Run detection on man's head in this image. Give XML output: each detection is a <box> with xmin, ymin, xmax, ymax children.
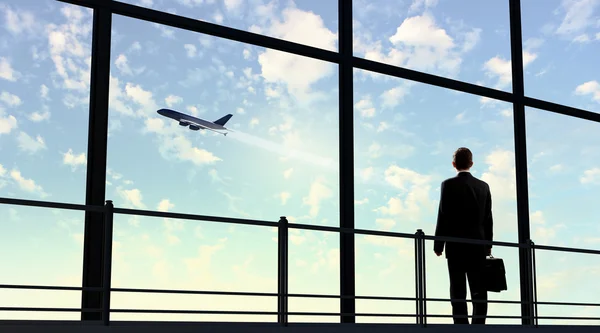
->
<box><xmin>452</xmin><ymin>147</ymin><xmax>473</xmax><ymax>171</ymax></box>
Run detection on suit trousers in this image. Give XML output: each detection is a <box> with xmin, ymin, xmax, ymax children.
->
<box><xmin>447</xmin><ymin>256</ymin><xmax>488</xmax><ymax>324</ymax></box>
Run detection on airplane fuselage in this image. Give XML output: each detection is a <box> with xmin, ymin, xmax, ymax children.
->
<box><xmin>157</xmin><ymin>108</ymin><xmax>227</xmax><ymax>131</ymax></box>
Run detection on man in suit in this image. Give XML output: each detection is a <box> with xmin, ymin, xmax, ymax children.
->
<box><xmin>434</xmin><ymin>147</ymin><xmax>493</xmax><ymax>325</ymax></box>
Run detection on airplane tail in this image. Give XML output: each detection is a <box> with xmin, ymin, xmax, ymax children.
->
<box><xmin>214</xmin><ymin>114</ymin><xmax>233</xmax><ymax>126</ymax></box>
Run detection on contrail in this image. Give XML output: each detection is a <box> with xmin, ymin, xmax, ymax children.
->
<box><xmin>226</xmin><ymin>129</ymin><xmax>338</xmax><ymax>171</ymax></box>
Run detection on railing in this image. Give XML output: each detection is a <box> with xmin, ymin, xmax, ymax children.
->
<box><xmin>1</xmin><ymin>196</ymin><xmax>600</xmax><ymax>326</ymax></box>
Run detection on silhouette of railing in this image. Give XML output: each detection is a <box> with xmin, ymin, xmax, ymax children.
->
<box><xmin>1</xmin><ymin>196</ymin><xmax>600</xmax><ymax>327</ymax></box>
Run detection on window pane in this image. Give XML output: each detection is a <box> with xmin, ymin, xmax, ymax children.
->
<box><xmin>288</xmin><ymin>230</ymin><xmax>339</xmax><ymax>323</ymax></box>
<box><xmin>110</xmin><ymin>213</ymin><xmax>277</xmax><ymax>322</ymax></box>
<box><xmin>536</xmin><ymin>250</ymin><xmax>600</xmax><ymax>325</ymax></box>
<box><xmin>353</xmin><ymin>0</ymin><xmax>511</xmax><ymax>91</ymax></box>
<box><xmin>526</xmin><ymin>107</ymin><xmax>600</xmax><ymax>248</ymax></box>
<box><xmin>107</xmin><ymin>16</ymin><xmax>339</xmax><ymax>227</ymax></box>
<box><xmin>355</xmin><ymin>234</ymin><xmax>415</xmax><ymax>323</ymax></box>
<box><xmin>522</xmin><ymin>0</ymin><xmax>600</xmax><ymax>112</ymax></box>
<box><xmin>116</xmin><ymin>0</ymin><xmax>338</xmax><ymax>52</ymax></box>
<box><xmin>0</xmin><ymin>0</ymin><xmax>90</xmax><ymax>203</ymax></box>
<box><xmin>0</xmin><ymin>205</ymin><xmax>84</xmax><ymax>320</ymax></box>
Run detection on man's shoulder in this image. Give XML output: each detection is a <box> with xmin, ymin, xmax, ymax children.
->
<box><xmin>441</xmin><ymin>174</ymin><xmax>490</xmax><ymax>189</ymax></box>
<box><xmin>470</xmin><ymin>175</ymin><xmax>491</xmax><ymax>190</ymax></box>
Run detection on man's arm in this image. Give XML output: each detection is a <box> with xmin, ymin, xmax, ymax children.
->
<box><xmin>484</xmin><ymin>185</ymin><xmax>493</xmax><ymax>253</ymax></box>
<box><xmin>434</xmin><ymin>181</ymin><xmax>448</xmax><ymax>255</ymax></box>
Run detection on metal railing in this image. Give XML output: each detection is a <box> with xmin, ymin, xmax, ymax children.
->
<box><xmin>1</xmin><ymin>196</ymin><xmax>600</xmax><ymax>326</ymax></box>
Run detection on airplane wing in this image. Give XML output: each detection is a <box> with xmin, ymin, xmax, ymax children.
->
<box><xmin>181</xmin><ymin>118</ymin><xmax>229</xmax><ymax>136</ymax></box>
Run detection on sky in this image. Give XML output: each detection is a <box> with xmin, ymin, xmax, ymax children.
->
<box><xmin>0</xmin><ymin>0</ymin><xmax>600</xmax><ymax>326</ymax></box>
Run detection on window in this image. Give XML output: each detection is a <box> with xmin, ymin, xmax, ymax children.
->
<box><xmin>0</xmin><ymin>0</ymin><xmax>92</xmax><ymax>320</ymax></box>
<box><xmin>352</xmin><ymin>0</ymin><xmax>512</xmax><ymax>91</ymax></box>
<box><xmin>521</xmin><ymin>0</ymin><xmax>600</xmax><ymax>112</ymax></box>
<box><xmin>107</xmin><ymin>16</ymin><xmax>340</xmax><ymax>227</ymax></box>
<box><xmin>116</xmin><ymin>0</ymin><xmax>338</xmax><ymax>52</ymax></box>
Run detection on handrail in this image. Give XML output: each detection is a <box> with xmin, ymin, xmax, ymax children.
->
<box><xmin>3</xmin><ymin>195</ymin><xmax>598</xmax><ymax>255</ymax></box>
<box><xmin>0</xmin><ymin>197</ymin><xmax>104</xmax><ymax>212</ymax></box>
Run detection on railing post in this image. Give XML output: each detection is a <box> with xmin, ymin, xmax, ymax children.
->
<box><xmin>414</xmin><ymin>230</ymin><xmax>423</xmax><ymax>325</ymax></box>
<box><xmin>529</xmin><ymin>239</ymin><xmax>538</xmax><ymax>327</ymax></box>
<box><xmin>277</xmin><ymin>216</ymin><xmax>289</xmax><ymax>326</ymax></box>
<box><xmin>418</xmin><ymin>229</ymin><xmax>427</xmax><ymax>327</ymax></box>
<box><xmin>102</xmin><ymin>200</ymin><xmax>114</xmax><ymax>326</ymax></box>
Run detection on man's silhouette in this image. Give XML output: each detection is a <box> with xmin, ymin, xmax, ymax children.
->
<box><xmin>434</xmin><ymin>147</ymin><xmax>493</xmax><ymax>325</ymax></box>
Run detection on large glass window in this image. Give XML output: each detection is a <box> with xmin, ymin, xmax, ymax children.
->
<box><xmin>354</xmin><ymin>68</ymin><xmax>521</xmax><ymax>324</ymax></box>
<box><xmin>526</xmin><ymin>107</ymin><xmax>600</xmax><ymax>248</ymax></box>
<box><xmin>106</xmin><ymin>15</ymin><xmax>340</xmax><ymax>322</ymax></box>
<box><xmin>116</xmin><ymin>0</ymin><xmax>338</xmax><ymax>52</ymax></box>
<box><xmin>352</xmin><ymin>0</ymin><xmax>512</xmax><ymax>91</ymax></box>
<box><xmin>0</xmin><ymin>0</ymin><xmax>92</xmax><ymax>320</ymax></box>
<box><xmin>107</xmin><ymin>15</ymin><xmax>340</xmax><ymax>227</ymax></box>
<box><xmin>2</xmin><ymin>0</ymin><xmax>600</xmax><ymax>326</ymax></box>
<box><xmin>522</xmin><ymin>0</ymin><xmax>600</xmax><ymax>112</ymax></box>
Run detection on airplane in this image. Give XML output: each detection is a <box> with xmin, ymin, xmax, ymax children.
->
<box><xmin>157</xmin><ymin>108</ymin><xmax>233</xmax><ymax>136</ymax></box>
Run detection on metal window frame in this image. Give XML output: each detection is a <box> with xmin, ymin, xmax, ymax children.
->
<box><xmin>51</xmin><ymin>0</ymin><xmax>600</xmax><ymax>325</ymax></box>
<box><xmin>81</xmin><ymin>5</ymin><xmax>112</xmax><ymax>322</ymax></box>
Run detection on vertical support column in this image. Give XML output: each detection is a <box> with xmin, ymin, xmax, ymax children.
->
<box><xmin>338</xmin><ymin>0</ymin><xmax>355</xmax><ymax>324</ymax></box>
<box><xmin>81</xmin><ymin>6</ymin><xmax>112</xmax><ymax>321</ymax></box>
<box><xmin>508</xmin><ymin>0</ymin><xmax>534</xmax><ymax>325</ymax></box>
<box><xmin>277</xmin><ymin>216</ymin><xmax>289</xmax><ymax>326</ymax></box>
<box><xmin>102</xmin><ymin>200</ymin><xmax>114</xmax><ymax>326</ymax></box>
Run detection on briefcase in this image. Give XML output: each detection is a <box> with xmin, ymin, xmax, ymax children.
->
<box><xmin>483</xmin><ymin>255</ymin><xmax>507</xmax><ymax>292</ymax></box>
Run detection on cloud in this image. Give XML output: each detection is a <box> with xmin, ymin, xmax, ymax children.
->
<box><xmin>183</xmin><ymin>44</ymin><xmax>197</xmax><ymax>58</ymax></box>
<box><xmin>580</xmin><ymin>167</ymin><xmax>600</xmax><ymax>184</ymax></box>
<box><xmin>355</xmin><ymin>95</ymin><xmax>376</xmax><ymax>118</ymax></box>
<box><xmin>40</xmin><ymin>84</ymin><xmax>49</xmax><ymax>99</ymax></box>
<box><xmin>0</xmin><ymin>91</ymin><xmax>22</xmax><ymax>107</ymax></box>
<box><xmin>16</xmin><ymin>132</ymin><xmax>46</xmax><ymax>154</ymax></box>
<box><xmin>45</xmin><ymin>5</ymin><xmax>93</xmax><ymax>94</ymax></box>
<box><xmin>115</xmin><ymin>54</ymin><xmax>133</xmax><ymax>75</ymax></box>
<box><xmin>575</xmin><ymin>80</ymin><xmax>600</xmax><ymax>103</ymax></box>
<box><xmin>9</xmin><ymin>169</ymin><xmax>47</xmax><ymax>197</ymax></box>
<box><xmin>302</xmin><ymin>178</ymin><xmax>333</xmax><ymax>218</ymax></box>
<box><xmin>117</xmin><ymin>187</ymin><xmax>146</xmax><ymax>209</ymax></box>
<box><xmin>157</xmin><ymin>199</ymin><xmax>174</xmax><ymax>212</ymax></box>
<box><xmin>155</xmin><ymin>133</ymin><xmax>222</xmax><ymax>166</ymax></box>
<box><xmin>0</xmin><ymin>4</ymin><xmax>37</xmax><ymax>36</ymax></box>
<box><xmin>480</xmin><ymin>149</ymin><xmax>516</xmax><ymax>202</ymax></box>
<box><xmin>409</xmin><ymin>0</ymin><xmax>439</xmax><ymax>13</ymax></box>
<box><xmin>283</xmin><ymin>168</ymin><xmax>293</xmax><ymax>179</ymax></box>
<box><xmin>380</xmin><ymin>81</ymin><xmax>414</xmax><ymax>108</ymax></box>
<box><xmin>224</xmin><ymin>0</ymin><xmax>243</xmax><ymax>11</ymax></box>
<box><xmin>375</xmin><ymin>166</ymin><xmax>434</xmax><ymax>223</ymax></box>
<box><xmin>29</xmin><ymin>107</ymin><xmax>51</xmax><ymax>122</ymax></box>
<box><xmin>482</xmin><ymin>51</ymin><xmax>537</xmax><ymax>90</ymax></box>
<box><xmin>530</xmin><ymin>210</ymin><xmax>565</xmax><ymax>245</ymax></box>
<box><xmin>165</xmin><ymin>94</ymin><xmax>183</xmax><ymax>107</ymax></box>
<box><xmin>257</xmin><ymin>7</ymin><xmax>337</xmax><ymax>102</ymax></box>
<box><xmin>279</xmin><ymin>191</ymin><xmax>291</xmax><ymax>205</ymax></box>
<box><xmin>0</xmin><ymin>110</ymin><xmax>17</xmax><ymax>135</ymax></box>
<box><xmin>0</xmin><ymin>57</ymin><xmax>20</xmax><ymax>81</ymax></box>
<box><xmin>355</xmin><ymin>12</ymin><xmax>480</xmax><ymax>78</ymax></box>
<box><xmin>62</xmin><ymin>149</ymin><xmax>87</xmax><ymax>170</ymax></box>
<box><xmin>555</xmin><ymin>0</ymin><xmax>599</xmax><ymax>38</ymax></box>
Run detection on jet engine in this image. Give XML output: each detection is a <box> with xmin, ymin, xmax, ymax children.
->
<box><xmin>179</xmin><ymin>121</ymin><xmax>189</xmax><ymax>126</ymax></box>
<box><xmin>189</xmin><ymin>125</ymin><xmax>200</xmax><ymax>131</ymax></box>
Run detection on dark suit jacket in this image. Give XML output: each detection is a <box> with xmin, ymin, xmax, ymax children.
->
<box><xmin>434</xmin><ymin>171</ymin><xmax>493</xmax><ymax>259</ymax></box>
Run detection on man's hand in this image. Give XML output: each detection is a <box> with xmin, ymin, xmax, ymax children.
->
<box><xmin>435</xmin><ymin>251</ymin><xmax>442</xmax><ymax>257</ymax></box>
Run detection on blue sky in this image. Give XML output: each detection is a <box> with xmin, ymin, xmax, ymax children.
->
<box><xmin>0</xmin><ymin>0</ymin><xmax>600</xmax><ymax>325</ymax></box>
